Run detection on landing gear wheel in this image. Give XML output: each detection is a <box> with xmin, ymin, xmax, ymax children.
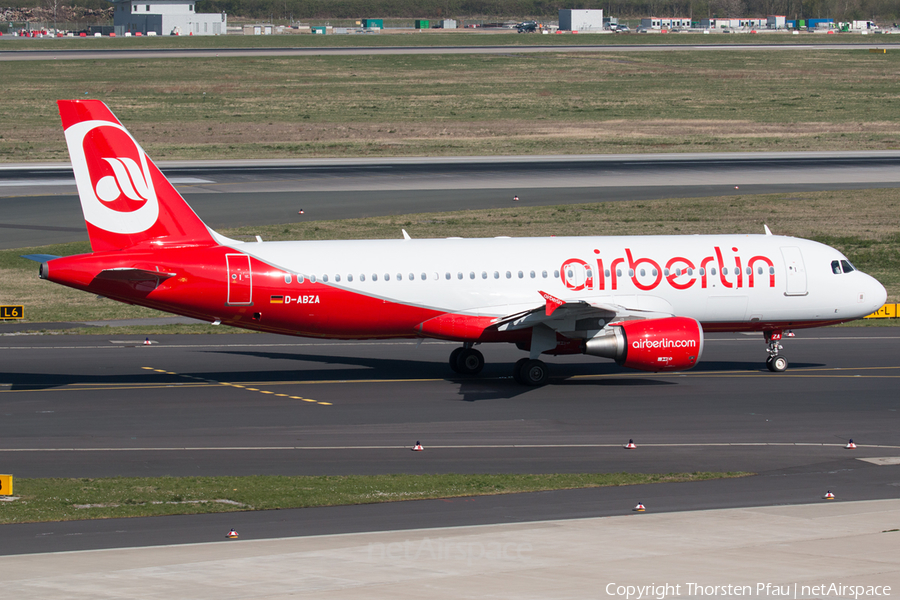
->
<box><xmin>767</xmin><ymin>355</ymin><xmax>788</xmax><ymax>372</ymax></box>
<box><xmin>520</xmin><ymin>359</ymin><xmax>549</xmax><ymax>386</ymax></box>
<box><xmin>456</xmin><ymin>348</ymin><xmax>485</xmax><ymax>375</ymax></box>
<box><xmin>513</xmin><ymin>358</ymin><xmax>530</xmax><ymax>384</ymax></box>
<box><xmin>449</xmin><ymin>348</ymin><xmax>463</xmax><ymax>373</ymax></box>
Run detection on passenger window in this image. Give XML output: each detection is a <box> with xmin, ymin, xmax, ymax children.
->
<box><xmin>348</xmin><ymin>274</ymin><xmax>353</xmax><ymax>282</ymax></box>
<box><xmin>421</xmin><ymin>273</ymin><xmax>427</xmax><ymax>280</ymax></box>
<box><xmin>518</xmin><ymin>271</ymin><xmax>524</xmax><ymax>279</ymax></box>
<box><xmin>567</xmin><ymin>270</ymin><xmax>574</xmax><ymax>278</ymax></box>
<box><xmin>310</xmin><ymin>275</ymin><xmax>317</xmax><ymax>283</ymax></box>
<box><xmin>711</xmin><ymin>268</ymin><xmax>717</xmax><ymax>276</ymax></box>
<box><xmin>745</xmin><ymin>267</ymin><xmax>751</xmax><ymax>275</ymax></box>
<box><xmin>409</xmin><ymin>273</ymin><xmax>414</xmax><ymax>280</ymax></box>
<box><xmin>628</xmin><ymin>269</ymin><xmax>634</xmax><ymax>277</ymax></box>
<box><xmin>651</xmin><ymin>269</ymin><xmax>658</xmax><ymax>277</ymax></box>
<box><xmin>769</xmin><ymin>267</ymin><xmax>775</xmax><ymax>275</ymax></box>
<box><xmin>554</xmin><ymin>270</ymin><xmax>560</xmax><ymax>278</ymax></box>
<box><xmin>397</xmin><ymin>273</ymin><xmax>402</xmax><ymax>281</ymax></box>
<box><xmin>664</xmin><ymin>269</ymin><xmax>670</xmax><ymax>277</ymax></box>
<box><xmin>757</xmin><ymin>267</ymin><xmax>763</xmax><ymax>275</ymax></box>
<box><xmin>723</xmin><ymin>268</ymin><xmax>729</xmax><ymax>275</ymax></box>
<box><xmin>530</xmin><ymin>271</ymin><xmax>535</xmax><ymax>278</ymax></box>
<box><xmin>831</xmin><ymin>260</ymin><xmax>842</xmax><ymax>274</ymax></box>
<box><xmin>322</xmin><ymin>274</ymin><xmax>329</xmax><ymax>282</ymax></box>
<box><xmin>616</xmin><ymin>269</ymin><xmax>622</xmax><ymax>277</ymax></box>
<box><xmin>604</xmin><ymin>269</ymin><xmax>610</xmax><ymax>277</ymax></box>
<box><xmin>586</xmin><ymin>270</ymin><xmax>592</xmax><ymax>278</ymax></box>
<box><xmin>542</xmin><ymin>270</ymin><xmax>548</xmax><ymax>278</ymax></box>
<box><xmin>687</xmin><ymin>268</ymin><xmax>693</xmax><ymax>276</ymax></box>
<box><xmin>494</xmin><ymin>271</ymin><xmax>500</xmax><ymax>279</ymax></box>
<box><xmin>298</xmin><ymin>274</ymin><xmax>305</xmax><ymax>283</ymax></box>
<box><xmin>445</xmin><ymin>273</ymin><xmax>451</xmax><ymax>280</ymax></box>
<box><xmin>639</xmin><ymin>269</ymin><xmax>646</xmax><ymax>277</ymax></box>
<box><xmin>482</xmin><ymin>271</ymin><xmax>488</xmax><ymax>279</ymax></box>
<box><xmin>284</xmin><ymin>274</ymin><xmax>292</xmax><ymax>284</ymax></box>
<box><xmin>384</xmin><ymin>273</ymin><xmax>390</xmax><ymax>281</ymax></box>
<box><xmin>335</xmin><ymin>274</ymin><xmax>341</xmax><ymax>282</ymax></box>
<box><xmin>469</xmin><ymin>272</ymin><xmax>475</xmax><ymax>279</ymax></box>
<box><xmin>458</xmin><ymin>272</ymin><xmax>463</xmax><ymax>280</ymax></box>
<box><xmin>841</xmin><ymin>260</ymin><xmax>855</xmax><ymax>273</ymax></box>
<box><xmin>360</xmin><ymin>274</ymin><xmax>366</xmax><ymax>282</ymax></box>
<box><xmin>372</xmin><ymin>274</ymin><xmax>378</xmax><ymax>281</ymax></box>
<box><xmin>699</xmin><ymin>268</ymin><xmax>705</xmax><ymax>276</ymax></box>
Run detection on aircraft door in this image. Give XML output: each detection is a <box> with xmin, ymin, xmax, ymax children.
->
<box><xmin>226</xmin><ymin>254</ymin><xmax>253</xmax><ymax>305</ymax></box>
<box><xmin>780</xmin><ymin>246</ymin><xmax>807</xmax><ymax>296</ymax></box>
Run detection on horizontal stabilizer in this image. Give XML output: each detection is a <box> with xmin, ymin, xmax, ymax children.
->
<box><xmin>21</xmin><ymin>254</ymin><xmax>61</xmax><ymax>262</ymax></box>
<box><xmin>96</xmin><ymin>268</ymin><xmax>177</xmax><ymax>281</ymax></box>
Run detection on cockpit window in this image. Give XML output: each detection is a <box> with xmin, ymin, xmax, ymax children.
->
<box><xmin>831</xmin><ymin>260</ymin><xmax>842</xmax><ymax>275</ymax></box>
<box><xmin>841</xmin><ymin>260</ymin><xmax>855</xmax><ymax>273</ymax></box>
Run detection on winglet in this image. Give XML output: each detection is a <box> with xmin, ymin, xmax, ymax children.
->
<box><xmin>764</xmin><ymin>224</ymin><xmax>773</xmax><ymax>236</ymax></box>
<box><xmin>402</xmin><ymin>229</ymin><xmax>412</xmax><ymax>240</ymax></box>
<box><xmin>538</xmin><ymin>290</ymin><xmax>565</xmax><ymax>316</ymax></box>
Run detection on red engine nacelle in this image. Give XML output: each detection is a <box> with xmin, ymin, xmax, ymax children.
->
<box><xmin>584</xmin><ymin>316</ymin><xmax>704</xmax><ymax>372</ymax></box>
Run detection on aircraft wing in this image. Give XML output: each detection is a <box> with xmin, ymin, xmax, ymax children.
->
<box><xmin>493</xmin><ymin>290</ymin><xmax>674</xmax><ymax>333</ymax></box>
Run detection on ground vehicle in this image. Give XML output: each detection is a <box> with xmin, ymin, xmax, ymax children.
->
<box><xmin>517</xmin><ymin>21</ymin><xmax>538</xmax><ymax>33</ymax></box>
<box><xmin>34</xmin><ymin>100</ymin><xmax>887</xmax><ymax>386</ymax></box>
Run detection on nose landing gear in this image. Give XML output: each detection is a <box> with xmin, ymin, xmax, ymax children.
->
<box><xmin>764</xmin><ymin>330</ymin><xmax>789</xmax><ymax>372</ymax></box>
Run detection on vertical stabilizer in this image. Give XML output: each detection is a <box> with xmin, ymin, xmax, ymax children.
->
<box><xmin>58</xmin><ymin>100</ymin><xmax>216</xmax><ymax>252</ymax></box>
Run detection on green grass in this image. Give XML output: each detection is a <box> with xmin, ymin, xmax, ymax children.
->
<box><xmin>1</xmin><ymin>189</ymin><xmax>897</xmax><ymax>327</ymax></box>
<box><xmin>2</xmin><ymin>49</ymin><xmax>899</xmax><ymax>161</ymax></box>
<box><xmin>0</xmin><ymin>472</ymin><xmax>749</xmax><ymax>524</ymax></box>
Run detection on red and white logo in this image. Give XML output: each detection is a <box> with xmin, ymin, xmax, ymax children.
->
<box><xmin>64</xmin><ymin>119</ymin><xmax>159</xmax><ymax>234</ymax></box>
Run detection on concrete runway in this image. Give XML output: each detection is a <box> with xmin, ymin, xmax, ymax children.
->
<box><xmin>3</xmin><ymin>42</ymin><xmax>900</xmax><ymax>61</ymax></box>
<box><xmin>2</xmin><ymin>152</ymin><xmax>899</xmax><ymax>248</ymax></box>
<box><xmin>0</xmin><ymin>328</ymin><xmax>898</xmax><ymax>554</ymax></box>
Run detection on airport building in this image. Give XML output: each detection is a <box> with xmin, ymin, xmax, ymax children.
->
<box><xmin>558</xmin><ymin>9</ymin><xmax>604</xmax><ymax>32</ymax></box>
<box><xmin>110</xmin><ymin>0</ymin><xmax>226</xmax><ymax>36</ymax></box>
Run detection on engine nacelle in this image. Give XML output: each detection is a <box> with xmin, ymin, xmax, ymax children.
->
<box><xmin>584</xmin><ymin>316</ymin><xmax>704</xmax><ymax>372</ymax></box>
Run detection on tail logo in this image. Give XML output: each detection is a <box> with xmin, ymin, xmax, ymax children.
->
<box><xmin>65</xmin><ymin>120</ymin><xmax>160</xmax><ymax>235</ymax></box>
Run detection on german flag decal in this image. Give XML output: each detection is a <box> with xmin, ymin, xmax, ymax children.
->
<box><xmin>270</xmin><ymin>295</ymin><xmax>284</xmax><ymax>304</ymax></box>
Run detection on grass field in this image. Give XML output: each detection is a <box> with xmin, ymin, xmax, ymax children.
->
<box><xmin>2</xmin><ymin>49</ymin><xmax>899</xmax><ymax>161</ymax></box>
<box><xmin>0</xmin><ymin>472</ymin><xmax>748</xmax><ymax>524</ymax></box>
<box><xmin>0</xmin><ymin>189</ymin><xmax>897</xmax><ymax>326</ymax></box>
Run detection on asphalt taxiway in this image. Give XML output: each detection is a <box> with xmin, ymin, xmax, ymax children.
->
<box><xmin>2</xmin><ymin>152</ymin><xmax>900</xmax><ymax>248</ymax></box>
<box><xmin>0</xmin><ymin>327</ymin><xmax>898</xmax><ymax>554</ymax></box>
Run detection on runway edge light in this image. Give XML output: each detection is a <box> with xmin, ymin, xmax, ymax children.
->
<box><xmin>0</xmin><ymin>474</ymin><xmax>12</xmax><ymax>496</ymax></box>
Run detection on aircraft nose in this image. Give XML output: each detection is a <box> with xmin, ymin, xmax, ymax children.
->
<box><xmin>864</xmin><ymin>275</ymin><xmax>887</xmax><ymax>313</ymax></box>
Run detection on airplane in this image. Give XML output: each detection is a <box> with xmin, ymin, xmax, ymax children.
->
<box><xmin>27</xmin><ymin>100</ymin><xmax>888</xmax><ymax>385</ymax></box>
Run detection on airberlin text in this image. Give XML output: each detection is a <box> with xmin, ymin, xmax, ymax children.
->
<box><xmin>604</xmin><ymin>583</ymin><xmax>891</xmax><ymax>599</ymax></box>
<box><xmin>560</xmin><ymin>246</ymin><xmax>775</xmax><ymax>292</ymax></box>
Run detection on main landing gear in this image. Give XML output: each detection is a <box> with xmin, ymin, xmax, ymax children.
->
<box><xmin>764</xmin><ymin>330</ymin><xmax>789</xmax><ymax>372</ymax></box>
<box><xmin>448</xmin><ymin>345</ymin><xmax>549</xmax><ymax>385</ymax></box>
<box><xmin>513</xmin><ymin>358</ymin><xmax>549</xmax><ymax>386</ymax></box>
<box><xmin>449</xmin><ymin>343</ymin><xmax>484</xmax><ymax>375</ymax></box>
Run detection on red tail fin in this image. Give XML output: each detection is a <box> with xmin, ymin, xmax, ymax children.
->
<box><xmin>58</xmin><ymin>100</ymin><xmax>215</xmax><ymax>252</ymax></box>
